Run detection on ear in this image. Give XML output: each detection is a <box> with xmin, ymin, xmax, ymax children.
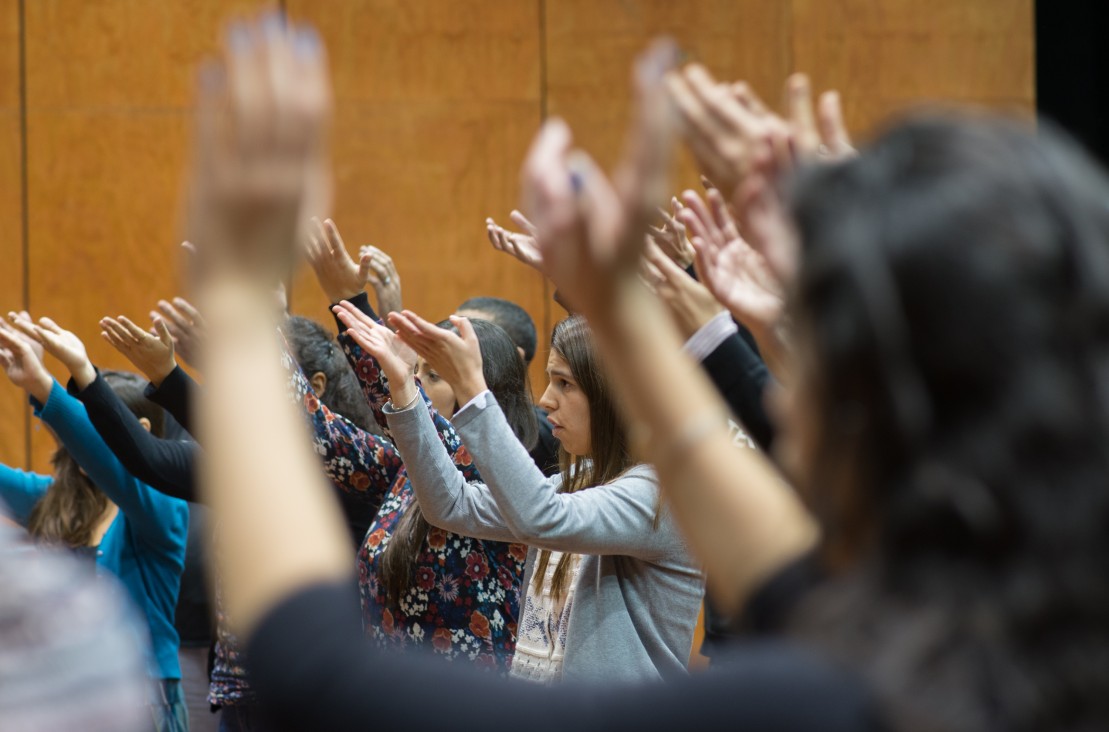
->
<box><xmin>310</xmin><ymin>371</ymin><xmax>328</xmax><ymax>396</ymax></box>
<box><xmin>516</xmin><ymin>345</ymin><xmax>527</xmax><ymax>362</ymax></box>
<box><xmin>138</xmin><ymin>417</ymin><xmax>152</xmax><ymax>433</ymax></box>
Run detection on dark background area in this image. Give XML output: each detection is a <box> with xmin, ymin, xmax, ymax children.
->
<box><xmin>1036</xmin><ymin>0</ymin><xmax>1109</xmax><ymax>164</ymax></box>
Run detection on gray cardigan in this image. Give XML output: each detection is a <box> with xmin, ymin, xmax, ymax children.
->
<box><xmin>385</xmin><ymin>391</ymin><xmax>705</xmax><ymax>683</ymax></box>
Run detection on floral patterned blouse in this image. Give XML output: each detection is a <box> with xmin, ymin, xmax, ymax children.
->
<box><xmin>288</xmin><ymin>297</ymin><xmax>526</xmax><ymax>673</ymax></box>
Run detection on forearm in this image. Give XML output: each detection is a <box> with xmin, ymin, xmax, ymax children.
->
<box><xmin>385</xmin><ymin>399</ymin><xmax>516</xmax><ymax>541</ymax></box>
<box><xmin>74</xmin><ymin>373</ymin><xmax>198</xmax><ymax>502</ymax></box>
<box><xmin>200</xmin><ymin>281</ymin><xmax>353</xmax><ymax>636</ymax></box>
<box><xmin>591</xmin><ymin>279</ymin><xmax>817</xmax><ymax>612</ymax></box>
<box><xmin>333</xmin><ymin>292</ymin><xmax>394</xmax><ymax>432</ymax></box>
<box><xmin>145</xmin><ymin>366</ymin><xmax>198</xmax><ymax>436</ymax></box>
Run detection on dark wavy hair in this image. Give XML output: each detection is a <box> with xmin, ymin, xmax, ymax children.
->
<box><xmin>283</xmin><ymin>315</ymin><xmax>382</xmax><ymax>435</ymax></box>
<box><xmin>532</xmin><ymin>315</ymin><xmax>638</xmax><ymax>600</ymax></box>
<box><xmin>457</xmin><ymin>296</ymin><xmax>539</xmax><ymax>365</ymax></box>
<box><xmin>380</xmin><ymin>317</ymin><xmax>538</xmax><ymax>604</ymax></box>
<box><xmin>28</xmin><ymin>370</ymin><xmax>165</xmax><ymax>547</ymax></box>
<box><xmin>785</xmin><ymin>115</ymin><xmax>1109</xmax><ymax>731</ymax></box>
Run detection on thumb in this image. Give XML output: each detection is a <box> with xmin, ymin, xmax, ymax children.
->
<box><xmin>359</xmin><ymin>254</ymin><xmax>377</xmax><ymax>284</ymax></box>
<box><xmin>449</xmin><ymin>314</ymin><xmax>477</xmax><ymax>346</ymax></box>
<box><xmin>154</xmin><ymin>318</ymin><xmax>174</xmax><ymax>349</ymax></box>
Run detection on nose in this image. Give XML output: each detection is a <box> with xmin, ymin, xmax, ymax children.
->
<box><xmin>539</xmin><ymin>382</ymin><xmax>557</xmax><ymax>412</ymax></box>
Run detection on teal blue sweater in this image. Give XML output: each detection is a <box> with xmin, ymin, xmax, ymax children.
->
<box><xmin>0</xmin><ymin>381</ymin><xmax>189</xmax><ymax>680</ymax></box>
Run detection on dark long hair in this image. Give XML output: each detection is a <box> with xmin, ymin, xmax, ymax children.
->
<box><xmin>380</xmin><ymin>318</ymin><xmax>538</xmax><ymax>604</ymax></box>
<box><xmin>28</xmin><ymin>370</ymin><xmax>165</xmax><ymax>547</ymax></box>
<box><xmin>786</xmin><ymin>115</ymin><xmax>1109</xmax><ymax>731</ymax></box>
<box><xmin>532</xmin><ymin>315</ymin><xmax>637</xmax><ymax>600</ymax></box>
<box><xmin>283</xmin><ymin>315</ymin><xmax>382</xmax><ymax>435</ymax></box>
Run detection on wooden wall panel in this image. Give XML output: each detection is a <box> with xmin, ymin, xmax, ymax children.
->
<box><xmin>791</xmin><ymin>0</ymin><xmax>1036</xmax><ymax>142</ymax></box>
<box><xmin>545</xmin><ymin>0</ymin><xmax>790</xmax><ymax>188</ymax></box>
<box><xmin>0</xmin><ymin>0</ymin><xmax>25</xmax><ymax>470</ymax></box>
<box><xmin>23</xmin><ymin>0</ymin><xmax>257</xmax><ymax>472</ymax></box>
<box><xmin>285</xmin><ymin>0</ymin><xmax>549</xmax><ymax>391</ymax></box>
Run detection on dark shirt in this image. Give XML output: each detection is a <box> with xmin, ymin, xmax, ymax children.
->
<box><xmin>529</xmin><ymin>405</ymin><xmax>561</xmax><ymax>477</ymax></box>
<box><xmin>246</xmin><ymin>577</ymin><xmax>884</xmax><ymax>732</ymax></box>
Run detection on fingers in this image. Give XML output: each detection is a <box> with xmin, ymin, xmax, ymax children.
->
<box><xmin>509</xmin><ymin>210</ymin><xmax>538</xmax><ymax>236</ymax></box>
<box><xmin>817</xmin><ymin>90</ymin><xmax>853</xmax><ymax>157</ymax></box>
<box><xmin>786</xmin><ymin>73</ymin><xmax>819</xmax><ymax>153</ymax></box>
<box><xmin>706</xmin><ymin>187</ymin><xmax>741</xmax><ymax>241</ymax></box>
<box><xmin>331</xmin><ymin>301</ymin><xmax>376</xmax><ymax>331</ymax></box>
<box><xmin>448</xmin><ymin>314</ymin><xmax>477</xmax><ymax>345</ymax></box>
<box><xmin>99</xmin><ymin>318</ymin><xmax>133</xmax><ymax>353</ymax></box>
<box><xmin>157</xmin><ymin>300</ymin><xmax>191</xmax><ymax>331</ymax></box>
<box><xmin>644</xmin><ymin>238</ymin><xmax>691</xmax><ymax>284</ymax></box>
<box><xmin>153</xmin><ymin>318</ymin><xmax>175</xmax><ymax>348</ymax></box>
<box><xmin>117</xmin><ymin>316</ymin><xmax>149</xmax><ymax>341</ymax></box>
<box><xmin>679</xmin><ymin>189</ymin><xmax>718</xmax><ymax>245</ymax></box>
<box><xmin>323</xmin><ymin>218</ymin><xmax>346</xmax><ymax>258</ymax></box>
<box><xmin>8</xmin><ymin>314</ymin><xmax>43</xmax><ymax>343</ymax></box>
<box><xmin>0</xmin><ymin>326</ymin><xmax>28</xmax><ymax>354</ymax></box>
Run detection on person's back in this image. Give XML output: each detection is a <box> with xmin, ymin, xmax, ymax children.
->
<box><xmin>775</xmin><ymin>115</ymin><xmax>1109</xmax><ymax>731</ymax></box>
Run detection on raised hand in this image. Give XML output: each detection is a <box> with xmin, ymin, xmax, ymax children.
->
<box><xmin>0</xmin><ymin>320</ymin><xmax>53</xmax><ymax>403</ymax></box>
<box><xmin>304</xmin><ymin>217</ymin><xmax>363</xmax><ymax>303</ymax></box>
<box><xmin>9</xmin><ymin>313</ymin><xmax>96</xmax><ymax>389</ymax></box>
<box><xmin>100</xmin><ymin>315</ymin><xmax>177</xmax><ymax>386</ymax></box>
<box><xmin>153</xmin><ymin>298</ymin><xmax>207</xmax><ymax>367</ymax></box>
<box><xmin>185</xmin><ymin>15</ymin><xmax>332</xmax><ymax>286</ymax></box>
<box><xmin>648</xmin><ymin>196</ymin><xmax>695</xmax><ymax>269</ymax></box>
<box><xmin>331</xmin><ymin>301</ymin><xmax>416</xmax><ymax>390</ymax></box>
<box><xmin>679</xmin><ymin>188</ymin><xmax>784</xmax><ymax>336</ymax></box>
<box><xmin>521</xmin><ymin>40</ymin><xmax>679</xmax><ymax>320</ymax></box>
<box><xmin>388</xmin><ymin>310</ymin><xmax>487</xmax><ymax>405</ymax></box>
<box><xmin>485</xmin><ymin>211</ymin><xmax>546</xmax><ymax>275</ymax></box>
<box><xmin>641</xmin><ymin>240</ymin><xmax>724</xmax><ymax>340</ymax></box>
<box><xmin>358</xmin><ymin>244</ymin><xmax>402</xmax><ymax>317</ymax></box>
<box><xmin>666</xmin><ymin>64</ymin><xmax>789</xmax><ymax>200</ymax></box>
<box><xmin>784</xmin><ymin>73</ymin><xmax>854</xmax><ymax>162</ymax></box>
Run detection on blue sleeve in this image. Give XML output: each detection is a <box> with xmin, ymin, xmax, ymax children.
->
<box><xmin>0</xmin><ymin>463</ymin><xmax>53</xmax><ymax>526</ymax></box>
<box><xmin>31</xmin><ymin>381</ymin><xmax>189</xmax><ymax>550</ymax></box>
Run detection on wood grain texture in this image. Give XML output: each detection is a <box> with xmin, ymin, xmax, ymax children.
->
<box><xmin>0</xmin><ymin>0</ymin><xmax>26</xmax><ymax>469</ymax></box>
<box><xmin>285</xmin><ymin>0</ymin><xmax>550</xmax><ymax>392</ymax></box>
<box><xmin>11</xmin><ymin>0</ymin><xmax>1036</xmax><ymax>477</ymax></box>
<box><xmin>790</xmin><ymin>0</ymin><xmax>1036</xmax><ymax>141</ymax></box>
<box><xmin>22</xmin><ymin>0</ymin><xmax>257</xmax><ymax>472</ymax></box>
<box><xmin>546</xmin><ymin>0</ymin><xmax>790</xmax><ymax>187</ymax></box>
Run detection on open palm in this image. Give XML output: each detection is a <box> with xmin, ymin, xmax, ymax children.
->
<box><xmin>680</xmin><ymin>189</ymin><xmax>784</xmax><ymax>332</ymax></box>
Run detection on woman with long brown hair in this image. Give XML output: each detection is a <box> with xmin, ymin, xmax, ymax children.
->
<box><xmin>339</xmin><ymin>307</ymin><xmax>705</xmax><ymax>684</ymax></box>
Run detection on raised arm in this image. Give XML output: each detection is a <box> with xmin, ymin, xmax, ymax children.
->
<box><xmin>70</xmin><ymin>371</ymin><xmax>198</xmax><ymax>502</ymax></box>
<box><xmin>517</xmin><ymin>46</ymin><xmax>817</xmax><ymax>613</ymax></box>
<box><xmin>333</xmin><ymin>300</ymin><xmax>481</xmax><ymax>484</ymax></box>
<box><xmin>9</xmin><ymin>314</ymin><xmax>189</xmax><ymax>547</ymax></box>
<box><xmin>101</xmin><ymin>314</ymin><xmax>197</xmax><ymax>434</ymax></box>
<box><xmin>337</xmin><ymin>309</ymin><xmax>511</xmax><ymax>538</ymax></box>
<box><xmin>393</xmin><ymin>310</ymin><xmax>674</xmax><ymax>558</ymax></box>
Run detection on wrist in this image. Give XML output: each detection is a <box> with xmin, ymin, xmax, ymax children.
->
<box><xmin>71</xmin><ymin>360</ymin><xmax>97</xmax><ymax>391</ymax></box>
<box><xmin>327</xmin><ymin>284</ymin><xmax>366</xmax><ymax>304</ymax></box>
<box><xmin>28</xmin><ymin>372</ymin><xmax>53</xmax><ymax>404</ymax></box>
<box><xmin>452</xmin><ymin>373</ymin><xmax>488</xmax><ymax>406</ymax></box>
<box><xmin>390</xmin><ymin>377</ymin><xmax>418</xmax><ymax>410</ymax></box>
<box><xmin>148</xmin><ymin>359</ymin><xmax>178</xmax><ymax>388</ymax></box>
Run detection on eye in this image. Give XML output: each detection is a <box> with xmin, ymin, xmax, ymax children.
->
<box><xmin>559</xmin><ymin>378</ymin><xmax>573</xmax><ymax>390</ymax></box>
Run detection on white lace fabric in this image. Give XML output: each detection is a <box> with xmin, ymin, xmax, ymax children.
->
<box><xmin>509</xmin><ymin>552</ymin><xmax>583</xmax><ymax>684</ymax></box>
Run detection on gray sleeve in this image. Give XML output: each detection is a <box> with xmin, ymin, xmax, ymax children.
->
<box><xmin>384</xmin><ymin>398</ymin><xmax>519</xmax><ymax>543</ymax></box>
<box><xmin>452</xmin><ymin>391</ymin><xmax>673</xmax><ymax>560</ymax></box>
